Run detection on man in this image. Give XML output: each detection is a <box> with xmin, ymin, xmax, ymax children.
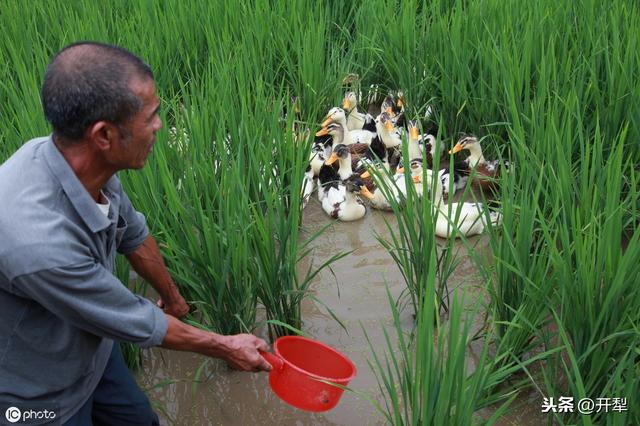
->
<box><xmin>0</xmin><ymin>42</ymin><xmax>271</xmax><ymax>425</ymax></box>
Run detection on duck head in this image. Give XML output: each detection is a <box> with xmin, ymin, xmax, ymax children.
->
<box><xmin>379</xmin><ymin>112</ymin><xmax>395</xmax><ymax>133</ymax></box>
<box><xmin>342</xmin><ymin>92</ymin><xmax>358</xmax><ymax>112</ymax></box>
<box><xmin>321</xmin><ymin>107</ymin><xmax>347</xmax><ymax>127</ymax></box>
<box><xmin>317</xmin><ymin>122</ymin><xmax>343</xmax><ymax>136</ymax></box>
<box><xmin>396</xmin><ymin>91</ymin><xmax>406</xmax><ymax>111</ymax></box>
<box><xmin>325</xmin><ymin>143</ymin><xmax>350</xmax><ymax>165</ymax></box>
<box><xmin>449</xmin><ymin>135</ymin><xmax>479</xmax><ymax>154</ymax></box>
<box><xmin>381</xmin><ymin>96</ymin><xmax>396</xmax><ymax>116</ymax></box>
<box><xmin>408</xmin><ymin>120</ymin><xmax>420</xmax><ymax>141</ymax></box>
<box><xmin>397</xmin><ymin>158</ymin><xmax>424</xmax><ymax>177</ymax></box>
<box><xmin>345</xmin><ymin>176</ymin><xmax>375</xmax><ymax>199</ymax></box>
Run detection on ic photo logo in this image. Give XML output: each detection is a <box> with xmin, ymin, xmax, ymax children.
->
<box><xmin>4</xmin><ymin>407</ymin><xmax>20</xmax><ymax>423</ymax></box>
<box><xmin>4</xmin><ymin>406</ymin><xmax>57</xmax><ymax>424</ymax></box>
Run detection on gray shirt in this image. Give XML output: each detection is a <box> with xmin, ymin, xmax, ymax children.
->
<box><xmin>0</xmin><ymin>137</ymin><xmax>168</xmax><ymax>423</ymax></box>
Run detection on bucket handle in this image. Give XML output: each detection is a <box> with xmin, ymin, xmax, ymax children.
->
<box><xmin>259</xmin><ymin>350</ymin><xmax>284</xmax><ymax>371</ymax></box>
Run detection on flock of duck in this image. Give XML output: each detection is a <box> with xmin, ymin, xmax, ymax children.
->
<box><xmin>301</xmin><ymin>91</ymin><xmax>508</xmax><ymax>238</ymax></box>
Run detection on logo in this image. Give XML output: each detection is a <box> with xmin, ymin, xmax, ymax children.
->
<box><xmin>3</xmin><ymin>406</ymin><xmax>57</xmax><ymax>424</ymax></box>
<box><xmin>5</xmin><ymin>407</ymin><xmax>21</xmax><ymax>423</ymax></box>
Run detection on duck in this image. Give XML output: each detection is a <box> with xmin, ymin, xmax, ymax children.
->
<box><xmin>373</xmin><ymin>112</ymin><xmax>404</xmax><ymax>171</ymax></box>
<box><xmin>342</xmin><ymin>92</ymin><xmax>376</xmax><ymax>132</ymax></box>
<box><xmin>360</xmin><ymin>158</ymin><xmax>424</xmax><ymax>211</ymax></box>
<box><xmin>321</xmin><ymin>175</ymin><xmax>374</xmax><ymax>221</ymax></box>
<box><xmin>394</xmin><ymin>120</ymin><xmax>467</xmax><ymax>198</ymax></box>
<box><xmin>322</xmin><ymin>107</ymin><xmax>376</xmax><ymax>145</ymax></box>
<box><xmin>376</xmin><ymin>112</ymin><xmax>403</xmax><ymax>149</ymax></box>
<box><xmin>317</xmin><ymin>143</ymin><xmax>361</xmax><ymax>202</ymax></box>
<box><xmin>315</xmin><ymin>122</ymin><xmax>370</xmax><ymax>167</ymax></box>
<box><xmin>380</xmin><ymin>93</ymin><xmax>406</xmax><ymax>129</ymax></box>
<box><xmin>301</xmin><ymin>140</ymin><xmax>331</xmax><ymax>209</ymax></box>
<box><xmin>448</xmin><ymin>135</ymin><xmax>509</xmax><ymax>192</ymax></box>
<box><xmin>416</xmin><ymin>169</ymin><xmax>502</xmax><ymax>238</ymax></box>
<box><xmin>359</xmin><ymin>164</ymin><xmax>400</xmax><ymax>211</ymax></box>
<box><xmin>438</xmin><ymin>160</ymin><xmax>470</xmax><ymax>198</ymax></box>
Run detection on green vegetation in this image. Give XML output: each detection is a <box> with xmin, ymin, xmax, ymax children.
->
<box><xmin>1</xmin><ymin>0</ymin><xmax>638</xmax><ymax>423</ymax></box>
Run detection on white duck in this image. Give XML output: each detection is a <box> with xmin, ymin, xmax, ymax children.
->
<box><xmin>317</xmin><ymin>143</ymin><xmax>359</xmax><ymax>202</ymax></box>
<box><xmin>322</xmin><ymin>107</ymin><xmax>376</xmax><ymax>145</ymax></box>
<box><xmin>416</xmin><ymin>169</ymin><xmax>502</xmax><ymax>238</ymax></box>
<box><xmin>395</xmin><ymin>121</ymin><xmax>466</xmax><ymax>198</ymax></box>
<box><xmin>376</xmin><ymin>112</ymin><xmax>403</xmax><ymax>149</ymax></box>
<box><xmin>361</xmin><ymin>158</ymin><xmax>423</xmax><ymax>211</ymax></box>
<box><xmin>301</xmin><ymin>141</ymin><xmax>330</xmax><ymax>209</ymax></box>
<box><xmin>342</xmin><ymin>91</ymin><xmax>376</xmax><ymax>132</ymax></box>
<box><xmin>321</xmin><ymin>175</ymin><xmax>374</xmax><ymax>221</ymax></box>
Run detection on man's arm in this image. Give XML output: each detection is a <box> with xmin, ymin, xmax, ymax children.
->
<box><xmin>161</xmin><ymin>315</ymin><xmax>272</xmax><ymax>372</ymax></box>
<box><xmin>125</xmin><ymin>235</ymin><xmax>189</xmax><ymax>318</ymax></box>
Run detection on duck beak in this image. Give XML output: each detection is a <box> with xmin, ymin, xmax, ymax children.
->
<box><xmin>321</xmin><ymin>117</ymin><xmax>333</xmax><ymax>127</ymax></box>
<box><xmin>396</xmin><ymin>167</ymin><xmax>404</xmax><ymax>174</ymax></box>
<box><xmin>360</xmin><ymin>171</ymin><xmax>371</xmax><ymax>179</ymax></box>
<box><xmin>409</xmin><ymin>127</ymin><xmax>419</xmax><ymax>140</ymax></box>
<box><xmin>315</xmin><ymin>127</ymin><xmax>329</xmax><ymax>137</ymax></box>
<box><xmin>342</xmin><ymin>99</ymin><xmax>352</xmax><ymax>110</ymax></box>
<box><xmin>412</xmin><ymin>175</ymin><xmax>421</xmax><ymax>183</ymax></box>
<box><xmin>384</xmin><ymin>120</ymin><xmax>394</xmax><ymax>132</ymax></box>
<box><xmin>449</xmin><ymin>142</ymin><xmax>463</xmax><ymax>154</ymax></box>
<box><xmin>385</xmin><ymin>107</ymin><xmax>395</xmax><ymax>116</ymax></box>
<box><xmin>325</xmin><ymin>152</ymin><xmax>339</xmax><ymax>165</ymax></box>
<box><xmin>359</xmin><ymin>186</ymin><xmax>375</xmax><ymax>200</ymax></box>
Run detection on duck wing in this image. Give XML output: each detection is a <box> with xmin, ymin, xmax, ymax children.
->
<box><xmin>349</xmin><ymin>142</ymin><xmax>370</xmax><ymax>156</ymax></box>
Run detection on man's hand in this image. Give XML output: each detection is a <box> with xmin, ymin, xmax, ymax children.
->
<box><xmin>221</xmin><ymin>334</ymin><xmax>272</xmax><ymax>372</ymax></box>
<box><xmin>161</xmin><ymin>316</ymin><xmax>272</xmax><ymax>373</ymax></box>
<box><xmin>157</xmin><ymin>296</ymin><xmax>189</xmax><ymax>318</ymax></box>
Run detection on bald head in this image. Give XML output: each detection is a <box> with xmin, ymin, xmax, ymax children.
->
<box><xmin>41</xmin><ymin>42</ymin><xmax>154</xmax><ymax>142</ymax></box>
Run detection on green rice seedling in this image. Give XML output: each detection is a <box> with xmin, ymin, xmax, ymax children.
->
<box><xmin>535</xmin><ymin>129</ymin><xmax>640</xmax><ymax>425</ymax></box>
<box><xmin>247</xmin><ymin>96</ymin><xmax>348</xmax><ymax>339</ymax></box>
<box><xmin>122</xmin><ymin>83</ymin><xmax>263</xmax><ymax>335</ymax></box>
<box><xmin>471</xmin><ymin>135</ymin><xmax>556</xmax><ymax>362</ymax></box>
<box><xmin>364</xmin><ymin>268</ymin><xmax>522</xmax><ymax>425</ymax></box>
<box><xmin>372</xmin><ymin>127</ymin><xmax>460</xmax><ymax>318</ymax></box>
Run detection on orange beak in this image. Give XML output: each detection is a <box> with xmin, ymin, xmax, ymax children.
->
<box><xmin>342</xmin><ymin>99</ymin><xmax>352</xmax><ymax>110</ymax></box>
<box><xmin>321</xmin><ymin>117</ymin><xmax>333</xmax><ymax>128</ymax></box>
<box><xmin>359</xmin><ymin>186</ymin><xmax>375</xmax><ymax>200</ymax></box>
<box><xmin>315</xmin><ymin>127</ymin><xmax>329</xmax><ymax>137</ymax></box>
<box><xmin>412</xmin><ymin>175</ymin><xmax>421</xmax><ymax>183</ymax></box>
<box><xmin>449</xmin><ymin>142</ymin><xmax>463</xmax><ymax>154</ymax></box>
<box><xmin>384</xmin><ymin>120</ymin><xmax>394</xmax><ymax>132</ymax></box>
<box><xmin>325</xmin><ymin>152</ymin><xmax>339</xmax><ymax>165</ymax></box>
<box><xmin>396</xmin><ymin>167</ymin><xmax>404</xmax><ymax>174</ymax></box>
<box><xmin>409</xmin><ymin>127</ymin><xmax>419</xmax><ymax>140</ymax></box>
<box><xmin>360</xmin><ymin>171</ymin><xmax>371</xmax><ymax>179</ymax></box>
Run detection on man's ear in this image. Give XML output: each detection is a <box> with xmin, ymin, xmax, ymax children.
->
<box><xmin>86</xmin><ymin>121</ymin><xmax>117</xmax><ymax>151</ymax></box>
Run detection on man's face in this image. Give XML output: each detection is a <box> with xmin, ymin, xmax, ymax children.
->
<box><xmin>110</xmin><ymin>77</ymin><xmax>162</xmax><ymax>170</ymax></box>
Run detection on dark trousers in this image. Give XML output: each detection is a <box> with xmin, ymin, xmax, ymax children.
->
<box><xmin>63</xmin><ymin>344</ymin><xmax>159</xmax><ymax>426</ymax></box>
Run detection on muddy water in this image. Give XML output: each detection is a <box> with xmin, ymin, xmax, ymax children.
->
<box><xmin>136</xmin><ymin>199</ymin><xmax>536</xmax><ymax>425</ymax></box>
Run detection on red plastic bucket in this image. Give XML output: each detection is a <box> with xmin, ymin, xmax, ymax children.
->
<box><xmin>259</xmin><ymin>336</ymin><xmax>357</xmax><ymax>412</ymax></box>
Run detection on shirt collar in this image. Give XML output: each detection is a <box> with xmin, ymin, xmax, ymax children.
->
<box><xmin>43</xmin><ymin>136</ymin><xmax>112</xmax><ymax>233</ymax></box>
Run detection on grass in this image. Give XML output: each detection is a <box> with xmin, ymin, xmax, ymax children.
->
<box><xmin>1</xmin><ymin>0</ymin><xmax>639</xmax><ymax>423</ymax></box>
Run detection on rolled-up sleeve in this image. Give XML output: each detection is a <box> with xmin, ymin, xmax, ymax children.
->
<box><xmin>11</xmin><ymin>261</ymin><xmax>167</xmax><ymax>348</ymax></box>
<box><xmin>116</xmin><ymin>189</ymin><xmax>149</xmax><ymax>255</ymax></box>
